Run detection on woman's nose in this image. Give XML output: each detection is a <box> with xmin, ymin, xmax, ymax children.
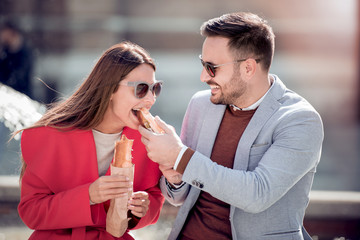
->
<box><xmin>143</xmin><ymin>90</ymin><xmax>156</xmax><ymax>105</ymax></box>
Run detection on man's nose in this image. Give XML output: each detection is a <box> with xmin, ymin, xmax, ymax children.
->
<box><xmin>200</xmin><ymin>68</ymin><xmax>212</xmax><ymax>83</ymax></box>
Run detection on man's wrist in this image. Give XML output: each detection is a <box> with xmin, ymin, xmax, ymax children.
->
<box><xmin>176</xmin><ymin>148</ymin><xmax>195</xmax><ymax>174</ymax></box>
<box><xmin>165</xmin><ymin>178</ymin><xmax>185</xmax><ymax>190</ymax></box>
<box><xmin>174</xmin><ymin>145</ymin><xmax>188</xmax><ymax>171</ymax></box>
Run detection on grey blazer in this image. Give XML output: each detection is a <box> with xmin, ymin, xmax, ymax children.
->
<box><xmin>161</xmin><ymin>75</ymin><xmax>324</xmax><ymax>240</ymax></box>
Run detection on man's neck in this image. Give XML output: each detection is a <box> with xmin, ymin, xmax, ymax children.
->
<box><xmin>232</xmin><ymin>74</ymin><xmax>273</xmax><ymax>109</ymax></box>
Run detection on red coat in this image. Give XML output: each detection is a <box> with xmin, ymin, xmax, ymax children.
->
<box><xmin>18</xmin><ymin>126</ymin><xmax>164</xmax><ymax>240</ymax></box>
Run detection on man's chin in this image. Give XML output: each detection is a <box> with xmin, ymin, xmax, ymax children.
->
<box><xmin>210</xmin><ymin>96</ymin><xmax>224</xmax><ymax>105</ymax></box>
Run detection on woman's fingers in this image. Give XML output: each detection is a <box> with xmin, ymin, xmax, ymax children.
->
<box><xmin>89</xmin><ymin>175</ymin><xmax>133</xmax><ymax>204</ymax></box>
<box><xmin>128</xmin><ymin>191</ymin><xmax>149</xmax><ymax>218</ymax></box>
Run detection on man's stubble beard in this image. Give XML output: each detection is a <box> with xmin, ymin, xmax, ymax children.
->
<box><xmin>210</xmin><ymin>69</ymin><xmax>246</xmax><ymax>106</ymax></box>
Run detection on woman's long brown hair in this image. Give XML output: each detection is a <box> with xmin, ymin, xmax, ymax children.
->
<box><xmin>18</xmin><ymin>41</ymin><xmax>156</xmax><ymax>180</ymax></box>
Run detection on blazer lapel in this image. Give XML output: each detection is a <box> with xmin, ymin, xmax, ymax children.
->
<box><xmin>184</xmin><ymin>102</ymin><xmax>226</xmax><ymax>208</ymax></box>
<box><xmin>233</xmin><ymin>76</ymin><xmax>285</xmax><ymax>170</ymax></box>
<box><xmin>233</xmin><ymin>98</ymin><xmax>279</xmax><ymax>170</ymax></box>
<box><xmin>196</xmin><ymin>103</ymin><xmax>226</xmax><ymax>158</ymax></box>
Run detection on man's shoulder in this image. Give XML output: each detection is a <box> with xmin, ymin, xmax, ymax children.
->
<box><xmin>186</xmin><ymin>90</ymin><xmax>213</xmax><ymax>112</ymax></box>
<box><xmin>271</xmin><ymin>76</ymin><xmax>319</xmax><ymax>112</ymax></box>
<box><xmin>281</xmin><ymin>88</ymin><xmax>319</xmax><ymax>114</ymax></box>
<box><xmin>192</xmin><ymin>89</ymin><xmax>211</xmax><ymax>100</ymax></box>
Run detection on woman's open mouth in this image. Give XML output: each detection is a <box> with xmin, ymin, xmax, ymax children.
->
<box><xmin>131</xmin><ymin>109</ymin><xmax>140</xmax><ymax>119</ymax></box>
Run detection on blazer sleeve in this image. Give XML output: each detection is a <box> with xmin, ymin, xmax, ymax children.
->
<box><xmin>159</xmin><ymin>176</ymin><xmax>190</xmax><ymax>206</ymax></box>
<box><xmin>181</xmin><ymin>107</ymin><xmax>324</xmax><ymax>213</ymax></box>
<box><xmin>158</xmin><ymin>93</ymin><xmax>204</xmax><ymax>206</ymax></box>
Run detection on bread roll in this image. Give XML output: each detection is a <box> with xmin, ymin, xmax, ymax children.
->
<box><xmin>137</xmin><ymin>108</ymin><xmax>164</xmax><ymax>134</ymax></box>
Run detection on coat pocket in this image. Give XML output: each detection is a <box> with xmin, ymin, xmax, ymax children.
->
<box><xmin>262</xmin><ymin>229</ymin><xmax>302</xmax><ymax>240</ymax></box>
<box><xmin>250</xmin><ymin>143</ymin><xmax>269</xmax><ymax>155</ymax></box>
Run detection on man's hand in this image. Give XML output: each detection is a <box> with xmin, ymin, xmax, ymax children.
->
<box><xmin>159</xmin><ymin>164</ymin><xmax>183</xmax><ymax>185</ymax></box>
<box><xmin>139</xmin><ymin>116</ymin><xmax>183</xmax><ymax>167</ymax></box>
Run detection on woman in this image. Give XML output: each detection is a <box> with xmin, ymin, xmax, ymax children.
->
<box><xmin>17</xmin><ymin>41</ymin><xmax>165</xmax><ymax>239</ymax></box>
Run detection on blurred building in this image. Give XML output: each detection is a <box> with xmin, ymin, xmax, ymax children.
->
<box><xmin>0</xmin><ymin>0</ymin><xmax>359</xmax><ymax>192</ymax></box>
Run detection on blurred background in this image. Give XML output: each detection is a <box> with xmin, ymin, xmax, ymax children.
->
<box><xmin>0</xmin><ymin>0</ymin><xmax>359</xmax><ymax>239</ymax></box>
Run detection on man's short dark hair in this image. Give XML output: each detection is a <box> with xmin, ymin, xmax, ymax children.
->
<box><xmin>200</xmin><ymin>12</ymin><xmax>275</xmax><ymax>71</ymax></box>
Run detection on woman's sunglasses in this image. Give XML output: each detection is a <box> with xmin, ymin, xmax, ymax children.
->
<box><xmin>199</xmin><ymin>55</ymin><xmax>260</xmax><ymax>77</ymax></box>
<box><xmin>119</xmin><ymin>81</ymin><xmax>163</xmax><ymax>99</ymax></box>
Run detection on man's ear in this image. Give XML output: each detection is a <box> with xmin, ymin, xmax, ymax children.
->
<box><xmin>239</xmin><ymin>58</ymin><xmax>258</xmax><ymax>81</ymax></box>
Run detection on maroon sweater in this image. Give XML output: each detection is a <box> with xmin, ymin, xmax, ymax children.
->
<box><xmin>177</xmin><ymin>105</ymin><xmax>256</xmax><ymax>240</ymax></box>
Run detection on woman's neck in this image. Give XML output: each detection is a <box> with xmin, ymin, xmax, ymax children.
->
<box><xmin>94</xmin><ymin>119</ymin><xmax>124</xmax><ymax>134</ymax></box>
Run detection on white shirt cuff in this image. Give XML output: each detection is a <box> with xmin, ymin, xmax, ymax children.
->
<box><xmin>174</xmin><ymin>145</ymin><xmax>188</xmax><ymax>171</ymax></box>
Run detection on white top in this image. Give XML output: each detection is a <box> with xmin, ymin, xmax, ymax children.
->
<box><xmin>92</xmin><ymin>129</ymin><xmax>122</xmax><ymax>176</ymax></box>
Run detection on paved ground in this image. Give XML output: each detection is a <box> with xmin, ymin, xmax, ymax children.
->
<box><xmin>0</xmin><ymin>201</ymin><xmax>178</xmax><ymax>240</ymax></box>
<box><xmin>0</xmin><ymin>221</ymin><xmax>174</xmax><ymax>240</ymax></box>
<box><xmin>0</xmin><ymin>199</ymin><xmax>357</xmax><ymax>239</ymax></box>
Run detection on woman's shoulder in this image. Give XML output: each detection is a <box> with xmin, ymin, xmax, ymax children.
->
<box><xmin>21</xmin><ymin>126</ymin><xmax>94</xmax><ymax>165</ymax></box>
<box><xmin>23</xmin><ymin>126</ymin><xmax>90</xmax><ymax>136</ymax></box>
<box><xmin>22</xmin><ymin>126</ymin><xmax>92</xmax><ymax>147</ymax></box>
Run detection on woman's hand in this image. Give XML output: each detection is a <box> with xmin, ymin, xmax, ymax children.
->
<box><xmin>128</xmin><ymin>191</ymin><xmax>149</xmax><ymax>218</ymax></box>
<box><xmin>89</xmin><ymin>175</ymin><xmax>132</xmax><ymax>204</ymax></box>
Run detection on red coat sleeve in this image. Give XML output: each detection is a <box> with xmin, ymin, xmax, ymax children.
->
<box><xmin>18</xmin><ymin>126</ymin><xmax>164</xmax><ymax>234</ymax></box>
<box><xmin>19</xmin><ymin>168</ymin><xmax>97</xmax><ymax>229</ymax></box>
<box><xmin>129</xmin><ymin>184</ymin><xmax>164</xmax><ymax>230</ymax></box>
<box><xmin>18</xmin><ymin>127</ymin><xmax>106</xmax><ymax>230</ymax></box>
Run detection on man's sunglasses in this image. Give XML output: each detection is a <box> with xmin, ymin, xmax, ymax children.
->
<box><xmin>119</xmin><ymin>81</ymin><xmax>163</xmax><ymax>99</ymax></box>
<box><xmin>199</xmin><ymin>55</ymin><xmax>261</xmax><ymax>77</ymax></box>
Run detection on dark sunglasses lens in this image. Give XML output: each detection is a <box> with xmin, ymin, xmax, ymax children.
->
<box><xmin>153</xmin><ymin>82</ymin><xmax>162</xmax><ymax>97</ymax></box>
<box><xmin>206</xmin><ymin>64</ymin><xmax>215</xmax><ymax>77</ymax></box>
<box><xmin>136</xmin><ymin>83</ymin><xmax>149</xmax><ymax>98</ymax></box>
<box><xmin>201</xmin><ymin>60</ymin><xmax>215</xmax><ymax>77</ymax></box>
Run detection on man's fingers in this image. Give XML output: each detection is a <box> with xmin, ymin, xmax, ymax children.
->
<box><xmin>140</xmin><ymin>135</ymin><xmax>150</xmax><ymax>147</ymax></box>
<box><xmin>138</xmin><ymin>125</ymin><xmax>153</xmax><ymax>139</ymax></box>
<box><xmin>154</xmin><ymin>116</ymin><xmax>173</xmax><ymax>134</ymax></box>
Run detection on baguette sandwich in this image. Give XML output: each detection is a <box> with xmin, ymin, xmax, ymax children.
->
<box><xmin>136</xmin><ymin>108</ymin><xmax>164</xmax><ymax>134</ymax></box>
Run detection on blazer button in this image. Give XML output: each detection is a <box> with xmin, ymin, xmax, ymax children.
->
<box><xmin>192</xmin><ymin>180</ymin><xmax>198</xmax><ymax>187</ymax></box>
<box><xmin>199</xmin><ymin>183</ymin><xmax>204</xmax><ymax>189</ymax></box>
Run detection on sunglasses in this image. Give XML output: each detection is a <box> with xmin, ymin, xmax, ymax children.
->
<box><xmin>119</xmin><ymin>81</ymin><xmax>163</xmax><ymax>99</ymax></box>
<box><xmin>199</xmin><ymin>55</ymin><xmax>261</xmax><ymax>77</ymax></box>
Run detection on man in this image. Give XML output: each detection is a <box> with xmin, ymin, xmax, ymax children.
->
<box><xmin>0</xmin><ymin>21</ymin><xmax>34</xmax><ymax>98</ymax></box>
<box><xmin>139</xmin><ymin>12</ymin><xmax>323</xmax><ymax>240</ymax></box>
